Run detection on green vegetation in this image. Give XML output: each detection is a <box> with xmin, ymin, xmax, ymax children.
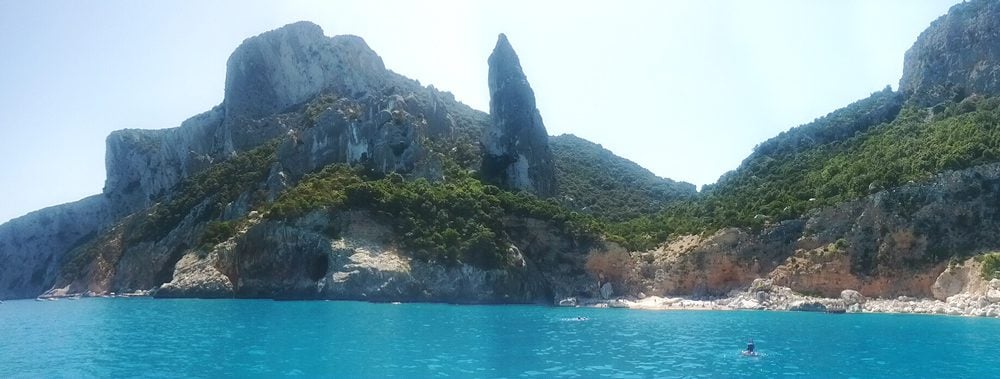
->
<box><xmin>528</xmin><ymin>89</ymin><xmax>917</xmax><ymax>250</ymax></box>
<box><xmin>551</xmin><ymin>134</ymin><xmax>697</xmax><ymax>221</ymax></box>
<box><xmin>130</xmin><ymin>141</ymin><xmax>278</xmax><ymax>243</ymax></box>
<box><xmin>746</xmin><ymin>87</ymin><xmax>904</xmax><ymax>162</ymax></box>
<box><xmin>121</xmin><ymin>88</ymin><xmax>1000</xmax><ymax>261</ymax></box>
<box><xmin>976</xmin><ymin>252</ymin><xmax>1000</xmax><ymax>280</ymax></box>
<box><xmin>834</xmin><ymin>238</ymin><xmax>850</xmax><ymax>251</ymax></box>
<box><xmin>603</xmin><ymin>93</ymin><xmax>1000</xmax><ymax>250</ymax></box>
<box><xmin>267</xmin><ymin>164</ymin><xmax>365</xmax><ymax>219</ymax></box>
<box><xmin>199</xmin><ymin>220</ymin><xmax>238</xmax><ymax>247</ymax></box>
<box><xmin>707</xmin><ymin>94</ymin><xmax>1000</xmax><ymax>224</ymax></box>
<box><xmin>699</xmin><ymin>88</ymin><xmax>907</xmax><ymax>226</ymax></box>
<box><xmin>266</xmin><ymin>163</ymin><xmax>604</xmax><ymax>269</ymax></box>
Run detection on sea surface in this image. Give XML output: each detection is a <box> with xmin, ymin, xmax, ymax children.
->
<box><xmin>2</xmin><ymin>298</ymin><xmax>999</xmax><ymax>378</ymax></box>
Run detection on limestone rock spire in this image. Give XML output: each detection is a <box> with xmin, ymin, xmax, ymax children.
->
<box><xmin>482</xmin><ymin>33</ymin><xmax>556</xmax><ymax>197</ymax></box>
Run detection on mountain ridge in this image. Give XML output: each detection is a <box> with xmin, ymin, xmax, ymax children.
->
<box><xmin>4</xmin><ymin>1</ymin><xmax>1000</xmax><ymax>307</ymax></box>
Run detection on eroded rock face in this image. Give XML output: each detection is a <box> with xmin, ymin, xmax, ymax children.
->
<box><xmin>647</xmin><ymin>222</ymin><xmax>803</xmax><ymax>297</ymax></box>
<box><xmin>931</xmin><ymin>257</ymin><xmax>993</xmax><ymax>301</ymax></box>
<box><xmin>641</xmin><ymin>163</ymin><xmax>1000</xmax><ymax>299</ymax></box>
<box><xmin>276</xmin><ymin>94</ymin><xmax>424</xmax><ymax>181</ymax></box>
<box><xmin>42</xmin><ymin>192</ymin><xmax>225</xmax><ymax>298</ymax></box>
<box><xmin>147</xmin><ymin>251</ymin><xmax>233</xmax><ymax>299</ymax></box>
<box><xmin>483</xmin><ymin>34</ymin><xmax>555</xmax><ymax>197</ymax></box>
<box><xmin>1</xmin><ymin>130</ymin><xmax>207</xmax><ymax>299</ymax></box>
<box><xmin>0</xmin><ymin>195</ymin><xmax>113</xmax><ymax>299</ymax></box>
<box><xmin>150</xmin><ymin>210</ymin><xmax>602</xmax><ymax>303</ymax></box>
<box><xmin>3</xmin><ymin>21</ymin><xmax>494</xmax><ymax>300</ymax></box>
<box><xmin>224</xmin><ymin>21</ymin><xmax>386</xmax><ymax>120</ymax></box>
<box><xmin>900</xmin><ymin>0</ymin><xmax>1000</xmax><ymax>106</ymax></box>
<box><xmin>785</xmin><ymin>162</ymin><xmax>1000</xmax><ymax>298</ymax></box>
<box><xmin>101</xmin><ymin>22</ymin><xmax>398</xmax><ymax>215</ymax></box>
<box><xmin>103</xmin><ymin>108</ymin><xmax>222</xmax><ymax>213</ymax></box>
<box><xmin>221</xmin><ymin>22</ymin><xmax>389</xmax><ymax>155</ymax></box>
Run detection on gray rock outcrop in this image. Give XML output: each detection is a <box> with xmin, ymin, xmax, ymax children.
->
<box><xmin>103</xmin><ymin>21</ymin><xmax>383</xmax><ymax>214</ymax></box>
<box><xmin>154</xmin><ymin>250</ymin><xmax>234</xmax><ymax>299</ymax></box>
<box><xmin>151</xmin><ymin>210</ymin><xmax>604</xmax><ymax>303</ymax></box>
<box><xmin>600</xmin><ymin>282</ymin><xmax>614</xmax><ymax>299</ymax></box>
<box><xmin>0</xmin><ymin>195</ymin><xmax>113</xmax><ymax>299</ymax></box>
<box><xmin>789</xmin><ymin>300</ymin><xmax>827</xmax><ymax>312</ymax></box>
<box><xmin>989</xmin><ymin>279</ymin><xmax>1000</xmax><ymax>302</ymax></box>
<box><xmin>900</xmin><ymin>0</ymin><xmax>1000</xmax><ymax>106</ymax></box>
<box><xmin>223</xmin><ymin>21</ymin><xmax>387</xmax><ymax>120</ymax></box>
<box><xmin>482</xmin><ymin>34</ymin><xmax>555</xmax><ymax>197</ymax></box>
<box><xmin>275</xmin><ymin>94</ymin><xmax>425</xmax><ymax>182</ymax></box>
<box><xmin>840</xmin><ymin>289</ymin><xmax>864</xmax><ymax>305</ymax></box>
<box><xmin>103</xmin><ymin>107</ymin><xmax>222</xmax><ymax>213</ymax></box>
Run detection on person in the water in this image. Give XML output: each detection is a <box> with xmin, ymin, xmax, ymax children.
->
<box><xmin>745</xmin><ymin>339</ymin><xmax>755</xmax><ymax>354</ymax></box>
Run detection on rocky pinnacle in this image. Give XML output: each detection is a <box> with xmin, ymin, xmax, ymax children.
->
<box><xmin>482</xmin><ymin>33</ymin><xmax>556</xmax><ymax>197</ymax></box>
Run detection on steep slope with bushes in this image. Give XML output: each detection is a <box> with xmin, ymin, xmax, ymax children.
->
<box><xmin>551</xmin><ymin>134</ymin><xmax>696</xmax><ymax>221</ymax></box>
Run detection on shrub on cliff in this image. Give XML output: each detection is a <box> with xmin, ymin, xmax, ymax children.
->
<box><xmin>977</xmin><ymin>253</ymin><xmax>1000</xmax><ymax>280</ymax></box>
<box><xmin>200</xmin><ymin>220</ymin><xmax>237</xmax><ymax>247</ymax></box>
<box><xmin>266</xmin><ymin>164</ymin><xmax>363</xmax><ymax>219</ymax></box>
<box><xmin>131</xmin><ymin>141</ymin><xmax>278</xmax><ymax>243</ymax></box>
<box><xmin>551</xmin><ymin>134</ymin><xmax>696</xmax><ymax>221</ymax></box>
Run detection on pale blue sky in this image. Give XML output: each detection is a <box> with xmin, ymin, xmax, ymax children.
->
<box><xmin>0</xmin><ymin>0</ymin><xmax>959</xmax><ymax>223</ymax></box>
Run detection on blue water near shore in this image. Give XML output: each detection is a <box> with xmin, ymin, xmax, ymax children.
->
<box><xmin>2</xmin><ymin>298</ymin><xmax>1000</xmax><ymax>378</ymax></box>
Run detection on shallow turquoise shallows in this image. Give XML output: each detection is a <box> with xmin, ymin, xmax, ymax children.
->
<box><xmin>2</xmin><ymin>298</ymin><xmax>999</xmax><ymax>378</ymax></box>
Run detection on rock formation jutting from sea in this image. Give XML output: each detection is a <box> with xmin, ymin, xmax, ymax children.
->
<box><xmin>4</xmin><ymin>0</ymin><xmax>1000</xmax><ymax>319</ymax></box>
<box><xmin>482</xmin><ymin>34</ymin><xmax>556</xmax><ymax>197</ymax></box>
<box><xmin>1</xmin><ymin>22</ymin><xmax>620</xmax><ymax>303</ymax></box>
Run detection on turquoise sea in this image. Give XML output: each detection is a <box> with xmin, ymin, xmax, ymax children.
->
<box><xmin>2</xmin><ymin>298</ymin><xmax>999</xmax><ymax>378</ymax></box>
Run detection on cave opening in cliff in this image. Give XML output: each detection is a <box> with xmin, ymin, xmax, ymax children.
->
<box><xmin>154</xmin><ymin>244</ymin><xmax>189</xmax><ymax>287</ymax></box>
<box><xmin>308</xmin><ymin>254</ymin><xmax>329</xmax><ymax>281</ymax></box>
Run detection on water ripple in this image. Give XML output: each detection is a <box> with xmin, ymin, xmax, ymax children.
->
<box><xmin>2</xmin><ymin>299</ymin><xmax>1000</xmax><ymax>377</ymax></box>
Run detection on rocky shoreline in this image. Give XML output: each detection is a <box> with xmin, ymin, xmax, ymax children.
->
<box><xmin>568</xmin><ymin>278</ymin><xmax>1000</xmax><ymax>319</ymax></box>
<box><xmin>26</xmin><ymin>276</ymin><xmax>1000</xmax><ymax>320</ymax></box>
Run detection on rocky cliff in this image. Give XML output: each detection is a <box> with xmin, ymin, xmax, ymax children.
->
<box><xmin>148</xmin><ymin>210</ymin><xmax>608</xmax><ymax>303</ymax></box>
<box><xmin>4</xmin><ymin>22</ymin><xmax>629</xmax><ymax>302</ymax></box>
<box><xmin>0</xmin><ymin>21</ymin><xmax>494</xmax><ymax>300</ymax></box>
<box><xmin>900</xmin><ymin>0</ymin><xmax>1000</xmax><ymax>106</ymax></box>
<box><xmin>8</xmin><ymin>1</ymin><xmax>1000</xmax><ymax>312</ymax></box>
<box><xmin>0</xmin><ymin>195</ymin><xmax>113</xmax><ymax>299</ymax></box>
<box><xmin>482</xmin><ymin>34</ymin><xmax>556</xmax><ymax>197</ymax></box>
<box><xmin>104</xmin><ymin>21</ymin><xmax>476</xmax><ymax>213</ymax></box>
<box><xmin>223</xmin><ymin>22</ymin><xmax>387</xmax><ymax>120</ymax></box>
<box><xmin>0</xmin><ymin>106</ymin><xmax>225</xmax><ymax>298</ymax></box>
<box><xmin>625</xmin><ymin>0</ymin><xmax>1000</xmax><ymax>305</ymax></box>
<box><xmin>104</xmin><ymin>108</ymin><xmax>223</xmax><ymax>213</ymax></box>
<box><xmin>642</xmin><ymin>162</ymin><xmax>1000</xmax><ymax>299</ymax></box>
